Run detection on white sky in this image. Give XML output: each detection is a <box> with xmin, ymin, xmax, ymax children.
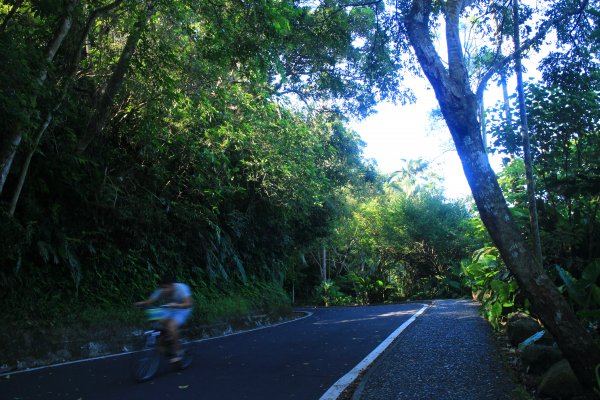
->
<box><xmin>350</xmin><ymin>10</ymin><xmax>548</xmax><ymax>200</ymax></box>
<box><xmin>349</xmin><ymin>78</ymin><xmax>477</xmax><ymax>200</ymax></box>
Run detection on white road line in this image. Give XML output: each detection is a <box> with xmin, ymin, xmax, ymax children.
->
<box><xmin>0</xmin><ymin>311</ymin><xmax>313</xmax><ymax>378</ymax></box>
<box><xmin>319</xmin><ymin>304</ymin><xmax>430</xmax><ymax>400</ymax></box>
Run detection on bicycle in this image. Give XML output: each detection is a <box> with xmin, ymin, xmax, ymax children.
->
<box><xmin>130</xmin><ymin>306</ymin><xmax>193</xmax><ymax>382</ymax></box>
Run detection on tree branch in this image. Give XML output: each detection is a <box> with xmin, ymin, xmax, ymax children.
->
<box><xmin>475</xmin><ymin>0</ymin><xmax>590</xmax><ymax>99</ymax></box>
<box><xmin>405</xmin><ymin>0</ymin><xmax>450</xmax><ymax>97</ymax></box>
<box><xmin>444</xmin><ymin>0</ymin><xmax>470</xmax><ymax>88</ymax></box>
<box><xmin>341</xmin><ymin>0</ymin><xmax>382</xmax><ymax>7</ymax></box>
<box><xmin>66</xmin><ymin>0</ymin><xmax>124</xmax><ymax>77</ymax></box>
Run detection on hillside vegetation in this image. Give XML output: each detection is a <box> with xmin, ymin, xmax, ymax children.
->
<box><xmin>1</xmin><ymin>0</ymin><xmax>599</xmax><ymax>386</ymax></box>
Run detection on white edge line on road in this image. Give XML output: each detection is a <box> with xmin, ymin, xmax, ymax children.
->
<box><xmin>0</xmin><ymin>310</ymin><xmax>314</xmax><ymax>378</ymax></box>
<box><xmin>319</xmin><ymin>304</ymin><xmax>430</xmax><ymax>400</ymax></box>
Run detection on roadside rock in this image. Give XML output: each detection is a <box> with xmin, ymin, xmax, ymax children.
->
<box><xmin>507</xmin><ymin>315</ymin><xmax>542</xmax><ymax>346</ymax></box>
<box><xmin>85</xmin><ymin>341</ymin><xmax>108</xmax><ymax>358</ymax></box>
<box><xmin>538</xmin><ymin>359</ymin><xmax>585</xmax><ymax>399</ymax></box>
<box><xmin>538</xmin><ymin>330</ymin><xmax>556</xmax><ymax>346</ymax></box>
<box><xmin>520</xmin><ymin>344</ymin><xmax>563</xmax><ymax>374</ymax></box>
<box><xmin>1</xmin><ymin>309</ymin><xmax>297</xmax><ymax>373</ymax></box>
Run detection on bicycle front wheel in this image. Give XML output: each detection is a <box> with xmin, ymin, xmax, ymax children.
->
<box><xmin>131</xmin><ymin>341</ymin><xmax>160</xmax><ymax>382</ymax></box>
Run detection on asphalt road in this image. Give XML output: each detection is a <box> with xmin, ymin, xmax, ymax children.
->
<box><xmin>1</xmin><ymin>303</ymin><xmax>426</xmax><ymax>400</ymax></box>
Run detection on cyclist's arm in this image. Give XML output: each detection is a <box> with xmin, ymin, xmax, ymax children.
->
<box><xmin>166</xmin><ymin>296</ymin><xmax>192</xmax><ymax>309</ymax></box>
<box><xmin>134</xmin><ymin>288</ymin><xmax>162</xmax><ymax>307</ymax></box>
<box><xmin>134</xmin><ymin>299</ymin><xmax>155</xmax><ymax>307</ymax></box>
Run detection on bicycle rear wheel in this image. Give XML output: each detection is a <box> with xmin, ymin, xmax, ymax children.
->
<box><xmin>131</xmin><ymin>340</ymin><xmax>160</xmax><ymax>382</ymax></box>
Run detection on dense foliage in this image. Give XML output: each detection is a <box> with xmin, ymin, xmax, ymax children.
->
<box><xmin>0</xmin><ymin>0</ymin><xmax>468</xmax><ymax>328</ymax></box>
<box><xmin>2</xmin><ymin>3</ymin><xmax>600</xmax><ymax>376</ymax></box>
<box><xmin>481</xmin><ymin>66</ymin><xmax>600</xmax><ymax>327</ymax></box>
<box><xmin>0</xmin><ymin>0</ymin><xmax>393</xmax><ymax>323</ymax></box>
<box><xmin>317</xmin><ymin>176</ymin><xmax>480</xmax><ymax>305</ymax></box>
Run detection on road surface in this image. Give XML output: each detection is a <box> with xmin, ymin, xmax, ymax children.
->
<box><xmin>1</xmin><ymin>303</ymin><xmax>426</xmax><ymax>400</ymax></box>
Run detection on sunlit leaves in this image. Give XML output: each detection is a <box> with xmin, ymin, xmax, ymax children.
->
<box><xmin>487</xmin><ymin>71</ymin><xmax>600</xmax><ymax>267</ymax></box>
<box><xmin>461</xmin><ymin>246</ymin><xmax>520</xmax><ymax>329</ymax></box>
<box><xmin>330</xmin><ymin>175</ymin><xmax>479</xmax><ymax>300</ymax></box>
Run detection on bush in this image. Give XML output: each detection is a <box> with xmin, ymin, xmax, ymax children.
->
<box><xmin>315</xmin><ymin>280</ymin><xmax>352</xmax><ymax>306</ymax></box>
<box><xmin>195</xmin><ymin>281</ymin><xmax>292</xmax><ymax>323</ymax></box>
<box><xmin>461</xmin><ymin>247</ymin><xmax>522</xmax><ymax>329</ymax></box>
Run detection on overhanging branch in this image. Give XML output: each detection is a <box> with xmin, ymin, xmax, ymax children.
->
<box><xmin>475</xmin><ymin>0</ymin><xmax>590</xmax><ymax>99</ymax></box>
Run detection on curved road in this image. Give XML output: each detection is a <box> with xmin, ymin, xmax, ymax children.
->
<box><xmin>1</xmin><ymin>303</ymin><xmax>427</xmax><ymax>400</ymax></box>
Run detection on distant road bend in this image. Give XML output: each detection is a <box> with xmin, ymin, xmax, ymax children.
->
<box><xmin>1</xmin><ymin>303</ymin><xmax>428</xmax><ymax>400</ymax></box>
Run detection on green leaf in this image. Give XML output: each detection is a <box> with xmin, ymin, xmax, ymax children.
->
<box><xmin>583</xmin><ymin>260</ymin><xmax>600</xmax><ymax>284</ymax></box>
<box><xmin>556</xmin><ymin>265</ymin><xmax>587</xmax><ymax>306</ymax></box>
<box><xmin>577</xmin><ymin>309</ymin><xmax>600</xmax><ymax>319</ymax></box>
<box><xmin>592</xmin><ymin>285</ymin><xmax>600</xmax><ymax>306</ymax></box>
<box><xmin>491</xmin><ymin>279</ymin><xmax>509</xmax><ymax>304</ymax></box>
<box><xmin>487</xmin><ymin>302</ymin><xmax>503</xmax><ymax>329</ymax></box>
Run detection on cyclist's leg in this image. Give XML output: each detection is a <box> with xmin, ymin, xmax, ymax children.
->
<box><xmin>166</xmin><ymin>309</ymin><xmax>192</xmax><ymax>361</ymax></box>
<box><xmin>162</xmin><ymin>319</ymin><xmax>179</xmax><ymax>359</ymax></box>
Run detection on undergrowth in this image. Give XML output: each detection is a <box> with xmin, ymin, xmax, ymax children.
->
<box><xmin>0</xmin><ymin>280</ymin><xmax>292</xmax><ymax>369</ymax></box>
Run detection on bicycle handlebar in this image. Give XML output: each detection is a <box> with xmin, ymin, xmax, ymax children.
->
<box><xmin>134</xmin><ymin>304</ymin><xmax>182</xmax><ymax>309</ymax></box>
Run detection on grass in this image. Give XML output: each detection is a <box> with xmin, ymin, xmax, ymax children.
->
<box><xmin>0</xmin><ymin>280</ymin><xmax>293</xmax><ymax>370</ymax></box>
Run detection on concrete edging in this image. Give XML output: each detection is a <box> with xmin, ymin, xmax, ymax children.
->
<box><xmin>0</xmin><ymin>310</ymin><xmax>313</xmax><ymax>378</ymax></box>
<box><xmin>319</xmin><ymin>304</ymin><xmax>430</xmax><ymax>400</ymax></box>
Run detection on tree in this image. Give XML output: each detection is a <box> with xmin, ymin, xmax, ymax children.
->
<box><xmin>2</xmin><ymin>0</ymin><xmax>598</xmax><ymax>386</ymax></box>
<box><xmin>76</xmin><ymin>0</ymin><xmax>154</xmax><ymax>153</ymax></box>
<box><xmin>489</xmin><ymin>78</ymin><xmax>600</xmax><ymax>267</ymax></box>
<box><xmin>399</xmin><ymin>0</ymin><xmax>600</xmax><ymax>387</ymax></box>
<box><xmin>321</xmin><ymin>164</ymin><xmax>477</xmax><ymax>302</ymax></box>
<box><xmin>387</xmin><ymin>158</ymin><xmax>442</xmax><ymax>196</ymax></box>
<box><xmin>1</xmin><ymin>0</ymin><xmax>388</xmax><ymax>325</ymax></box>
<box><xmin>6</xmin><ymin>0</ymin><xmax>125</xmax><ymax>215</ymax></box>
<box><xmin>0</xmin><ymin>0</ymin><xmax>79</xmax><ymax>194</ymax></box>
<box><xmin>511</xmin><ymin>0</ymin><xmax>542</xmax><ymax>263</ymax></box>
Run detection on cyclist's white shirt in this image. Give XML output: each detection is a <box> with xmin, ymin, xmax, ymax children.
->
<box><xmin>149</xmin><ymin>283</ymin><xmax>192</xmax><ymax>306</ymax></box>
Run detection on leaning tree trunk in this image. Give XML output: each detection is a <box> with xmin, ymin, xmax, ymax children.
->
<box><xmin>76</xmin><ymin>2</ymin><xmax>154</xmax><ymax>154</ymax></box>
<box><xmin>406</xmin><ymin>0</ymin><xmax>600</xmax><ymax>388</ymax></box>
<box><xmin>8</xmin><ymin>112</ymin><xmax>54</xmax><ymax>215</ymax></box>
<box><xmin>0</xmin><ymin>131</ymin><xmax>22</xmax><ymax>196</ymax></box>
<box><xmin>0</xmin><ymin>0</ymin><xmax>78</xmax><ymax>195</ymax></box>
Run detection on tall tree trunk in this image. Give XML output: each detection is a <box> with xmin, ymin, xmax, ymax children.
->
<box><xmin>512</xmin><ymin>0</ymin><xmax>543</xmax><ymax>263</ymax></box>
<box><xmin>500</xmin><ymin>71</ymin><xmax>512</xmax><ymax>127</ymax></box>
<box><xmin>0</xmin><ymin>0</ymin><xmax>78</xmax><ymax>195</ymax></box>
<box><xmin>321</xmin><ymin>246</ymin><xmax>327</xmax><ymax>281</ymax></box>
<box><xmin>406</xmin><ymin>0</ymin><xmax>600</xmax><ymax>388</ymax></box>
<box><xmin>76</xmin><ymin>2</ymin><xmax>154</xmax><ymax>154</ymax></box>
<box><xmin>0</xmin><ymin>133</ymin><xmax>22</xmax><ymax>196</ymax></box>
<box><xmin>478</xmin><ymin>97</ymin><xmax>487</xmax><ymax>151</ymax></box>
<box><xmin>8</xmin><ymin>111</ymin><xmax>54</xmax><ymax>216</ymax></box>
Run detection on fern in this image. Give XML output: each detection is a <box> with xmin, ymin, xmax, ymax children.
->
<box><xmin>556</xmin><ymin>260</ymin><xmax>600</xmax><ymax>319</ymax></box>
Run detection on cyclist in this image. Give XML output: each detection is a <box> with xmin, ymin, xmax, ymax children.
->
<box><xmin>135</xmin><ymin>273</ymin><xmax>193</xmax><ymax>363</ymax></box>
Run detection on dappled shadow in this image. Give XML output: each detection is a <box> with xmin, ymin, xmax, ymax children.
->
<box><xmin>312</xmin><ymin>308</ymin><xmax>420</xmax><ymax>325</ymax></box>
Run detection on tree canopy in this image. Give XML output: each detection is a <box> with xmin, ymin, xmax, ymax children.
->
<box><xmin>1</xmin><ymin>0</ymin><xmax>600</xmax><ymax>389</ymax></box>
